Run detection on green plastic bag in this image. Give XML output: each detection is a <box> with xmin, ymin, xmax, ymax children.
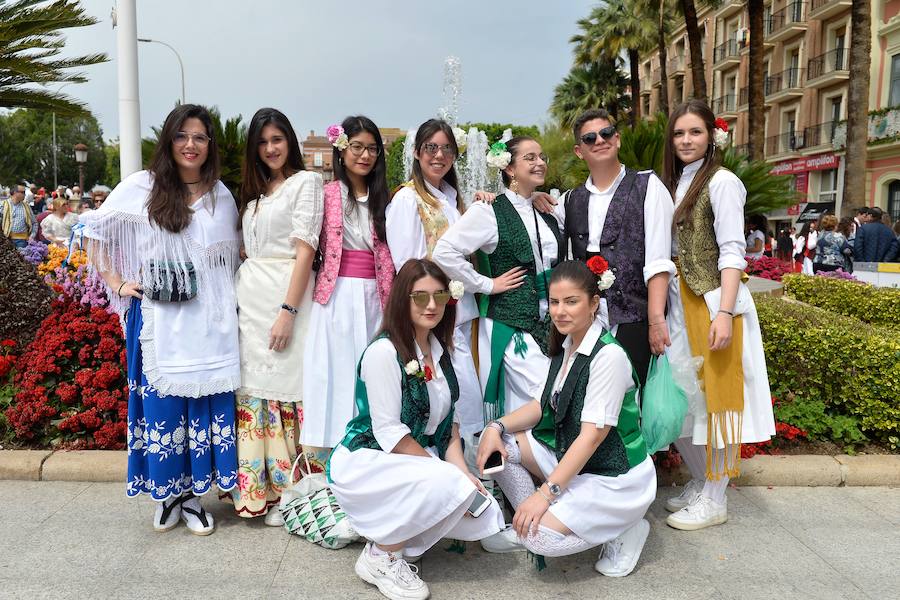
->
<box><xmin>640</xmin><ymin>355</ymin><xmax>689</xmax><ymax>454</ymax></box>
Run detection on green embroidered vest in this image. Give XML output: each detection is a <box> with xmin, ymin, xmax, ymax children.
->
<box><xmin>340</xmin><ymin>335</ymin><xmax>459</xmax><ymax>459</ymax></box>
<box><xmin>533</xmin><ymin>332</ymin><xmax>647</xmax><ymax>477</ymax></box>
<box><xmin>478</xmin><ymin>194</ymin><xmax>562</xmax><ymax>354</ymax></box>
<box><xmin>676</xmin><ymin>167</ymin><xmax>725</xmax><ymax>296</ymax></box>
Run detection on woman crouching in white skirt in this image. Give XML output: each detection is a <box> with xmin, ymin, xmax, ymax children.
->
<box><xmin>476</xmin><ymin>260</ymin><xmax>657</xmax><ymax>576</ymax></box>
<box><xmin>328</xmin><ymin>258</ymin><xmax>504</xmax><ymax>600</ymax></box>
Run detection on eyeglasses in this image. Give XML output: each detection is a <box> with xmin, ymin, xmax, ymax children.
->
<box><xmin>520</xmin><ymin>152</ymin><xmax>549</xmax><ymax>165</ymax></box>
<box><xmin>348</xmin><ymin>141</ymin><xmax>380</xmax><ymax>157</ymax></box>
<box><xmin>420</xmin><ymin>143</ymin><xmax>456</xmax><ymax>158</ymax></box>
<box><xmin>174</xmin><ymin>132</ymin><xmax>211</xmax><ymax>146</ymax></box>
<box><xmin>409</xmin><ymin>290</ymin><xmax>451</xmax><ymax>307</ymax></box>
<box><xmin>579</xmin><ymin>125</ymin><xmax>617</xmax><ymax>146</ymax></box>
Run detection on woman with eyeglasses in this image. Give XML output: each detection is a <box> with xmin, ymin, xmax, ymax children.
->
<box><xmin>79</xmin><ymin>104</ymin><xmax>241</xmax><ymax>535</ymax></box>
<box><xmin>385</xmin><ymin>118</ymin><xmax>483</xmax><ymax>442</ymax></box>
<box><xmin>661</xmin><ymin>99</ymin><xmax>774</xmax><ymax>532</ymax></box>
<box><xmin>229</xmin><ymin>108</ymin><xmax>323</xmax><ymax>524</ymax></box>
<box><xmin>328</xmin><ymin>259</ymin><xmax>503</xmax><ymax>600</ymax></box>
<box><xmin>300</xmin><ymin>116</ymin><xmax>395</xmax><ymax>470</ymax></box>
<box><xmin>434</xmin><ymin>136</ymin><xmax>563</xmax><ymax>487</ymax></box>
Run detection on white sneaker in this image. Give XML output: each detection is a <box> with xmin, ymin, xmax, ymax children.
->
<box><xmin>264</xmin><ymin>509</ymin><xmax>284</xmax><ymax>527</ymax></box>
<box><xmin>666</xmin><ymin>495</ymin><xmax>727</xmax><ymax>531</ymax></box>
<box><xmin>354</xmin><ymin>542</ymin><xmax>429</xmax><ymax>600</ymax></box>
<box><xmin>480</xmin><ymin>526</ymin><xmax>525</xmax><ymax>553</ymax></box>
<box><xmin>180</xmin><ymin>494</ymin><xmax>215</xmax><ymax>536</ymax></box>
<box><xmin>665</xmin><ymin>479</ymin><xmax>703</xmax><ymax>513</ymax></box>
<box><xmin>153</xmin><ymin>497</ymin><xmax>182</xmax><ymax>532</ymax></box>
<box><xmin>594</xmin><ymin>519</ymin><xmax>650</xmax><ymax>577</ymax></box>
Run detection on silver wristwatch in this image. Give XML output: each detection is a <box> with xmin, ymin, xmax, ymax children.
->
<box><xmin>546</xmin><ymin>481</ymin><xmax>562</xmax><ymax>498</ymax></box>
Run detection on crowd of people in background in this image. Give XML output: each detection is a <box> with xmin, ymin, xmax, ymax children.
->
<box><xmin>1</xmin><ymin>181</ymin><xmax>110</xmax><ymax>249</ymax></box>
<box><xmin>749</xmin><ymin>205</ymin><xmax>900</xmax><ymax>275</ymax></box>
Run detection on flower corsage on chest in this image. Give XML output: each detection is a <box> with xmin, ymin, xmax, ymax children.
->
<box><xmin>405</xmin><ymin>359</ymin><xmax>434</xmax><ymax>383</ymax></box>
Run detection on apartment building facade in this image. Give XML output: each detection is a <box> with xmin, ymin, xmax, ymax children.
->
<box><xmin>301</xmin><ymin>128</ymin><xmax>406</xmax><ymax>182</ymax></box>
<box><xmin>639</xmin><ymin>0</ymin><xmax>900</xmax><ymax>231</ymax></box>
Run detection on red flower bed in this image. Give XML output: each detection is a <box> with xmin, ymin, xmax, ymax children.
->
<box><xmin>745</xmin><ymin>256</ymin><xmax>790</xmax><ymax>282</ymax></box>
<box><xmin>4</xmin><ymin>294</ymin><xmax>128</xmax><ymax>449</ymax></box>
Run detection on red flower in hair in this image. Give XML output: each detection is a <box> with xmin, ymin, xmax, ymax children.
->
<box><xmin>586</xmin><ymin>255</ymin><xmax>610</xmax><ymax>275</ymax></box>
<box><xmin>715</xmin><ymin>118</ymin><xmax>729</xmax><ymax>132</ymax></box>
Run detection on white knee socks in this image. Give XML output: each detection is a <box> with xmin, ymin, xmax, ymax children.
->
<box><xmin>490</xmin><ymin>434</ymin><xmax>535</xmax><ymax>509</ymax></box>
<box><xmin>674</xmin><ymin>437</ymin><xmax>731</xmax><ymax>504</ymax></box>
<box><xmin>523</xmin><ymin>525</ymin><xmax>594</xmax><ymax>558</ymax></box>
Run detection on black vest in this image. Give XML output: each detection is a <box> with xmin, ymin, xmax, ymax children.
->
<box><xmin>564</xmin><ymin>169</ymin><xmax>651</xmax><ymax>325</ymax></box>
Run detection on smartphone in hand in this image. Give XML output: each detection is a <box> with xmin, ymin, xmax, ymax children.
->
<box><xmin>467</xmin><ymin>490</ymin><xmax>492</xmax><ymax>518</ymax></box>
<box><xmin>482</xmin><ymin>450</ymin><xmax>505</xmax><ymax>476</ymax></box>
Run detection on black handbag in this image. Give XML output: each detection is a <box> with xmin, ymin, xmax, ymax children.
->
<box><xmin>146</xmin><ymin>260</ymin><xmax>198</xmax><ymax>302</ymax></box>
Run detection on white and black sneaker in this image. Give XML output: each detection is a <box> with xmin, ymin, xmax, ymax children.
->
<box><xmin>153</xmin><ymin>496</ymin><xmax>183</xmax><ymax>532</ymax></box>
<box><xmin>355</xmin><ymin>541</ymin><xmax>429</xmax><ymax>600</ymax></box>
<box><xmin>180</xmin><ymin>493</ymin><xmax>215</xmax><ymax>536</ymax></box>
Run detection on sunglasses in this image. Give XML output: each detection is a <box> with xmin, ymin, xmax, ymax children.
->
<box><xmin>579</xmin><ymin>125</ymin><xmax>617</xmax><ymax>146</ymax></box>
<box><xmin>409</xmin><ymin>290</ymin><xmax>451</xmax><ymax>307</ymax></box>
<box><xmin>420</xmin><ymin>143</ymin><xmax>457</xmax><ymax>158</ymax></box>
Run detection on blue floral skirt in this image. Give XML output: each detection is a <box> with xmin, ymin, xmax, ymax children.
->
<box><xmin>125</xmin><ymin>298</ymin><xmax>238</xmax><ymax>501</ymax></box>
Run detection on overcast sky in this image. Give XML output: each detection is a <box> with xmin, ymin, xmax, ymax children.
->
<box><xmin>54</xmin><ymin>0</ymin><xmax>596</xmax><ymax>141</ymax></box>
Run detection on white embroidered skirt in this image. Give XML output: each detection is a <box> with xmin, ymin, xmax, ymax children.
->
<box><xmin>329</xmin><ymin>445</ymin><xmax>504</xmax><ymax>556</ymax></box>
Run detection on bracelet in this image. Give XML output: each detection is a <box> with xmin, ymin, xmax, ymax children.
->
<box><xmin>281</xmin><ymin>303</ymin><xmax>298</xmax><ymax>315</ymax></box>
<box><xmin>535</xmin><ymin>487</ymin><xmax>554</xmax><ymax>505</ymax></box>
<box><xmin>487</xmin><ymin>420</ymin><xmax>505</xmax><ymax>435</ymax></box>
<box><xmin>718</xmin><ymin>309</ymin><xmax>734</xmax><ymax>317</ymax></box>
<box><xmin>116</xmin><ymin>281</ymin><xmax>127</xmax><ymax>297</ymax></box>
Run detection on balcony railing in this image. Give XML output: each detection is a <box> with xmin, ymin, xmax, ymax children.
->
<box><xmin>803</xmin><ymin>121</ymin><xmax>836</xmax><ymax>147</ymax></box>
<box><xmin>807</xmin><ymin>48</ymin><xmax>847</xmax><ymax>80</ymax></box>
<box><xmin>766</xmin><ymin>2</ymin><xmax>807</xmax><ymax>37</ymax></box>
<box><xmin>831</xmin><ymin>107</ymin><xmax>900</xmax><ymax>149</ymax></box>
<box><xmin>652</xmin><ymin>67</ymin><xmax>661</xmax><ymax>85</ymax></box>
<box><xmin>766</xmin><ymin>131</ymin><xmax>803</xmax><ymax>156</ymax></box>
<box><xmin>667</xmin><ymin>56</ymin><xmax>685</xmax><ymax>73</ymax></box>
<box><xmin>712</xmin><ymin>94</ymin><xmax>737</xmax><ymax>115</ymax></box>
<box><xmin>766</xmin><ymin>67</ymin><xmax>804</xmax><ymax>95</ymax></box>
<box><xmin>739</xmin><ymin>79</ymin><xmax>775</xmax><ymax>105</ymax></box>
<box><xmin>713</xmin><ymin>39</ymin><xmax>740</xmax><ymax>64</ymax></box>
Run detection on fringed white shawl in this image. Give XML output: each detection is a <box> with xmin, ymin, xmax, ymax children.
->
<box><xmin>80</xmin><ymin>170</ymin><xmax>242</xmax><ymax>398</ymax></box>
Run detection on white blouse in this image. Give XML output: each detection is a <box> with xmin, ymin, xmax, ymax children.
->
<box><xmin>549</xmin><ymin>317</ymin><xmax>634</xmax><ymax>428</ymax></box>
<box><xmin>553</xmin><ymin>165</ymin><xmax>676</xmax><ymax>284</ymax></box>
<box><xmin>242</xmin><ymin>170</ymin><xmax>324</xmax><ymax>258</ymax></box>
<box><xmin>360</xmin><ymin>335</ymin><xmax>459</xmax><ymax>453</ymax></box>
<box><xmin>433</xmin><ymin>190</ymin><xmax>562</xmax><ymax>317</ymax></box>
<box><xmin>674</xmin><ymin>159</ymin><xmax>747</xmax><ymax>272</ymax></box>
<box><xmin>339</xmin><ymin>181</ymin><xmax>373</xmax><ymax>251</ymax></box>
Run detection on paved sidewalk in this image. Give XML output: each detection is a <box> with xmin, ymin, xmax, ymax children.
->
<box><xmin>0</xmin><ymin>482</ymin><xmax>897</xmax><ymax>600</ymax></box>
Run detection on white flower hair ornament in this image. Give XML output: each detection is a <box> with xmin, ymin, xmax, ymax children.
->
<box><xmin>486</xmin><ymin>141</ymin><xmax>512</xmax><ymax>170</ymax></box>
<box><xmin>327</xmin><ymin>124</ymin><xmax>349</xmax><ymax>151</ymax></box>
<box><xmin>449</xmin><ymin>280</ymin><xmax>465</xmax><ymax>300</ymax></box>
<box><xmin>713</xmin><ymin>118</ymin><xmax>730</xmax><ymax>148</ymax></box>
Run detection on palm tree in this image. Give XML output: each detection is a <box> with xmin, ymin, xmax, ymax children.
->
<box><xmin>680</xmin><ymin>0</ymin><xmax>708</xmax><ymax>102</ymax></box>
<box><xmin>657</xmin><ymin>0</ymin><xmax>670</xmax><ymax>115</ymax></box>
<box><xmin>841</xmin><ymin>0</ymin><xmax>871</xmax><ymax>217</ymax></box>
<box><xmin>571</xmin><ymin>0</ymin><xmax>656</xmax><ymax>124</ymax></box>
<box><xmin>0</xmin><ymin>0</ymin><xmax>106</xmax><ymax>115</ymax></box>
<box><xmin>551</xmin><ymin>60</ymin><xmax>631</xmax><ymax>127</ymax></box>
<box><xmin>747</xmin><ymin>0</ymin><xmax>766</xmax><ymax>161</ymax></box>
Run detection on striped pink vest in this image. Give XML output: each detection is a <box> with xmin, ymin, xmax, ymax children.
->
<box><xmin>312</xmin><ymin>180</ymin><xmax>394</xmax><ymax>308</ymax></box>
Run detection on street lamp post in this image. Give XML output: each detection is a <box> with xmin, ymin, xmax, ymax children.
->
<box><xmin>137</xmin><ymin>38</ymin><xmax>185</xmax><ymax>103</ymax></box>
<box><xmin>74</xmin><ymin>143</ymin><xmax>88</xmax><ymax>193</ymax></box>
<box><xmin>52</xmin><ymin>82</ymin><xmax>74</xmax><ymax>189</ymax></box>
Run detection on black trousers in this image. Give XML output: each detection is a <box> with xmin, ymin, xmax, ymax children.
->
<box><xmin>614</xmin><ymin>321</ymin><xmax>651</xmax><ymax>387</ymax></box>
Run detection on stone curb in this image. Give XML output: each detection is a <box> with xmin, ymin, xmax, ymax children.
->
<box><xmin>1</xmin><ymin>450</ymin><xmax>898</xmax><ymax>486</ymax></box>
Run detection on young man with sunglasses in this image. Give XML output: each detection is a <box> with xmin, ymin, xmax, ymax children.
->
<box><xmin>543</xmin><ymin>109</ymin><xmax>675</xmax><ymax>385</ymax></box>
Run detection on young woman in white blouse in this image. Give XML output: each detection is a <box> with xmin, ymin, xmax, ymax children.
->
<box><xmin>476</xmin><ymin>260</ymin><xmax>656</xmax><ymax>576</ymax></box>
<box><xmin>661</xmin><ymin>99</ymin><xmax>775</xmax><ymax>531</ymax></box>
<box><xmin>385</xmin><ymin>118</ymin><xmax>482</xmax><ymax>440</ymax></box>
<box><xmin>231</xmin><ymin>108</ymin><xmax>324</xmax><ymax>524</ymax></box>
<box><xmin>328</xmin><ymin>259</ymin><xmax>503</xmax><ymax>600</ymax></box>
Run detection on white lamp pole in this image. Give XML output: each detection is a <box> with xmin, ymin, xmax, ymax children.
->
<box><xmin>114</xmin><ymin>0</ymin><xmax>142</xmax><ymax>178</ymax></box>
<box><xmin>137</xmin><ymin>38</ymin><xmax>185</xmax><ymax>104</ymax></box>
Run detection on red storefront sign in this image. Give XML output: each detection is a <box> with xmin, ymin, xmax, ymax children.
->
<box><xmin>787</xmin><ymin>204</ymin><xmax>801</xmax><ymax>215</ymax></box>
<box><xmin>770</xmin><ymin>152</ymin><xmax>840</xmax><ymax>176</ymax></box>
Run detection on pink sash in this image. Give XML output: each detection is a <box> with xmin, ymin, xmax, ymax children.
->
<box><xmin>338</xmin><ymin>249</ymin><xmax>376</xmax><ymax>279</ymax></box>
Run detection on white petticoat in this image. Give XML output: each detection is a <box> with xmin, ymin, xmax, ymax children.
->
<box><xmin>525</xmin><ymin>431</ymin><xmax>657</xmax><ymax>545</ymax></box>
<box><xmin>664</xmin><ymin>274</ymin><xmax>776</xmax><ymax>447</ymax></box>
<box><xmin>300</xmin><ymin>275</ymin><xmax>382</xmax><ymax>448</ymax></box>
<box><xmin>329</xmin><ymin>445</ymin><xmax>504</xmax><ymax>557</ymax></box>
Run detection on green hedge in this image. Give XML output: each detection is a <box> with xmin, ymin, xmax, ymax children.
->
<box><xmin>782</xmin><ymin>274</ymin><xmax>900</xmax><ymax>327</ymax></box>
<box><xmin>756</xmin><ymin>295</ymin><xmax>900</xmax><ymax>445</ymax></box>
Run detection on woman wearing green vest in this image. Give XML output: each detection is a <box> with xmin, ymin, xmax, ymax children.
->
<box><xmin>476</xmin><ymin>260</ymin><xmax>656</xmax><ymax>577</ymax></box>
<box><xmin>661</xmin><ymin>100</ymin><xmax>774</xmax><ymax>531</ymax></box>
<box><xmin>328</xmin><ymin>259</ymin><xmax>504</xmax><ymax>600</ymax></box>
